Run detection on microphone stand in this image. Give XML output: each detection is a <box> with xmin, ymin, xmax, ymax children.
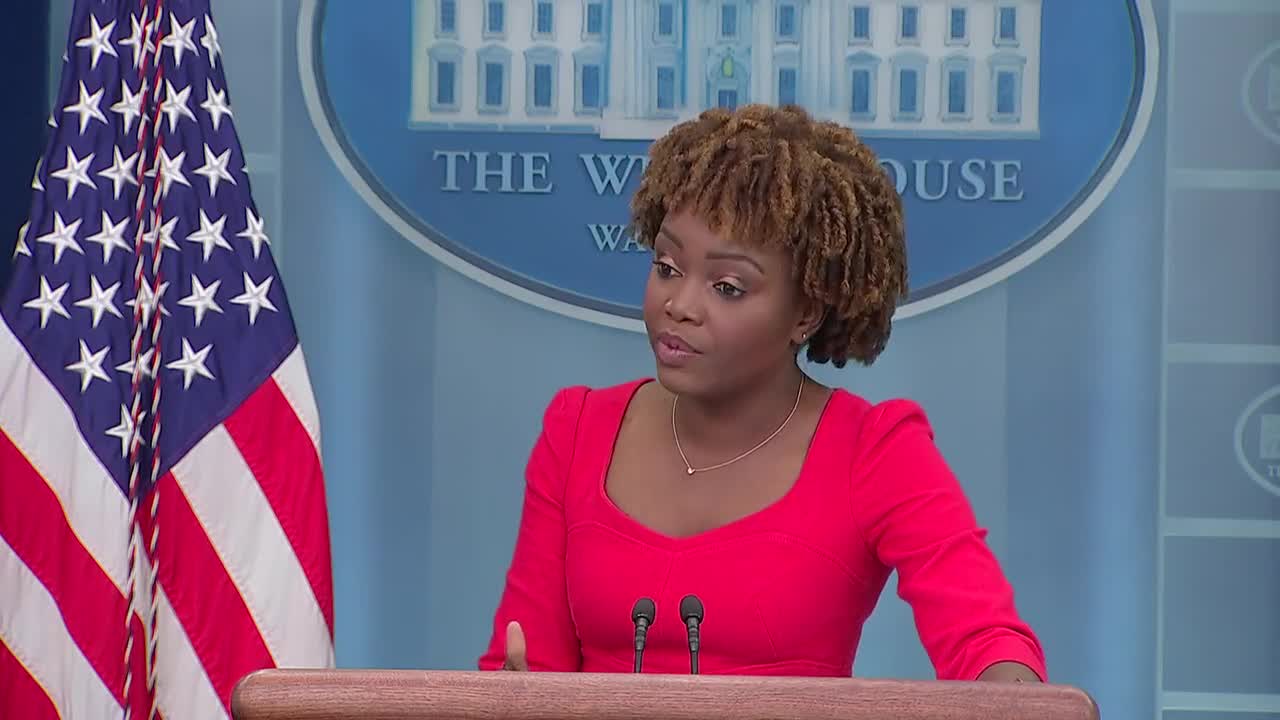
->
<box><xmin>631</xmin><ymin>597</ymin><xmax>656</xmax><ymax>673</ymax></box>
<box><xmin>680</xmin><ymin>594</ymin><xmax>704</xmax><ymax>675</ymax></box>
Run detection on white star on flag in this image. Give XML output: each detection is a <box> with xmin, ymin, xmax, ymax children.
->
<box><xmin>65</xmin><ymin>340</ymin><xmax>111</xmax><ymax>393</ymax></box>
<box><xmin>201</xmin><ymin>14</ymin><xmax>222</xmax><ymax>67</ymax></box>
<box><xmin>178</xmin><ymin>275</ymin><xmax>224</xmax><ymax>327</ymax></box>
<box><xmin>194</xmin><ymin>144</ymin><xmax>236</xmax><ymax>196</ymax></box>
<box><xmin>98</xmin><ymin>147</ymin><xmax>140</xmax><ymax>201</ymax></box>
<box><xmin>22</xmin><ymin>277</ymin><xmax>72</xmax><ymax>328</ymax></box>
<box><xmin>166</xmin><ymin>338</ymin><xmax>216</xmax><ymax>390</ymax></box>
<box><xmin>161</xmin><ymin>80</ymin><xmax>197</xmax><ymax>132</ymax></box>
<box><xmin>74</xmin><ymin>276</ymin><xmax>124</xmax><ymax>329</ymax></box>
<box><xmin>186</xmin><ymin>210</ymin><xmax>233</xmax><ymax>261</ymax></box>
<box><xmin>49</xmin><ymin>147</ymin><xmax>96</xmax><ymax>200</ymax></box>
<box><xmin>111</xmin><ymin>80</ymin><xmax>145</xmax><ymax>136</ymax></box>
<box><xmin>104</xmin><ymin>405</ymin><xmax>145</xmax><ymax>457</ymax></box>
<box><xmin>200</xmin><ymin>79</ymin><xmax>234</xmax><ymax>132</ymax></box>
<box><xmin>74</xmin><ymin>15</ymin><xmax>118</xmax><ymax>70</ymax></box>
<box><xmin>35</xmin><ymin>212</ymin><xmax>84</xmax><ymax>264</ymax></box>
<box><xmin>85</xmin><ymin>211</ymin><xmax>133</xmax><ymax>263</ymax></box>
<box><xmin>115</xmin><ymin>347</ymin><xmax>155</xmax><ymax>380</ymax></box>
<box><xmin>161</xmin><ymin>15</ymin><xmax>199</xmax><ymax>67</ymax></box>
<box><xmin>231</xmin><ymin>272</ymin><xmax>277</xmax><ymax>325</ymax></box>
<box><xmin>237</xmin><ymin>210</ymin><xmax>271</xmax><ymax>259</ymax></box>
<box><xmin>63</xmin><ymin>81</ymin><xmax>109</xmax><ymax>134</ymax></box>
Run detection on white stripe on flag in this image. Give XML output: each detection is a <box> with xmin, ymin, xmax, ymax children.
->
<box><xmin>0</xmin><ymin>535</ymin><xmax>122</xmax><ymax>720</ymax></box>
<box><xmin>272</xmin><ymin>346</ymin><xmax>323</xmax><ymax>460</ymax></box>
<box><xmin>154</xmin><ymin>584</ymin><xmax>228</xmax><ymax>720</ymax></box>
<box><xmin>171</xmin><ymin>425</ymin><xmax>334</xmax><ymax>668</ymax></box>
<box><xmin>0</xmin><ymin>320</ymin><xmax>130</xmax><ymax>590</ymax></box>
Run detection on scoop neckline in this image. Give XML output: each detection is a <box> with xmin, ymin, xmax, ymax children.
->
<box><xmin>593</xmin><ymin>377</ymin><xmax>841</xmax><ymax>549</ymax></box>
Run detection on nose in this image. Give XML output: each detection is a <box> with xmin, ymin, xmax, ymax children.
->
<box><xmin>664</xmin><ymin>278</ymin><xmax>703</xmax><ymax>325</ymax></box>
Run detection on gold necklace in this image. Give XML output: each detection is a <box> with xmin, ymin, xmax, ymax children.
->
<box><xmin>672</xmin><ymin>378</ymin><xmax>805</xmax><ymax>475</ymax></box>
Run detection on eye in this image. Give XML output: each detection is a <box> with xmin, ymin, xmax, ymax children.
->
<box><xmin>652</xmin><ymin>260</ymin><xmax>680</xmax><ymax>278</ymax></box>
<box><xmin>714</xmin><ymin>281</ymin><xmax>745</xmax><ymax>298</ymax></box>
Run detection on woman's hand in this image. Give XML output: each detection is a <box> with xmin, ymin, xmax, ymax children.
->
<box><xmin>501</xmin><ymin>621</ymin><xmax>529</xmax><ymax>671</ymax></box>
<box><xmin>977</xmin><ymin>661</ymin><xmax>1042</xmax><ymax>683</ymax></box>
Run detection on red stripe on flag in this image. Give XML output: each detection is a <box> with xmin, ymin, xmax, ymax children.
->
<box><xmin>223</xmin><ymin>378</ymin><xmax>335</xmax><ymax>634</ymax></box>
<box><xmin>137</xmin><ymin>473</ymin><xmax>275</xmax><ymax>712</ymax></box>
<box><xmin>0</xmin><ymin>427</ymin><xmax>151</xmax><ymax>720</ymax></box>
<box><xmin>0</xmin><ymin>638</ymin><xmax>59</xmax><ymax>720</ymax></box>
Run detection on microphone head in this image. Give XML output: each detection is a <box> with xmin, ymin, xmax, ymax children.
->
<box><xmin>679</xmin><ymin>594</ymin><xmax>704</xmax><ymax>623</ymax></box>
<box><xmin>632</xmin><ymin>597</ymin><xmax>656</xmax><ymax>624</ymax></box>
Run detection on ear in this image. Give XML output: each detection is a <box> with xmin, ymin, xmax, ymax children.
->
<box><xmin>791</xmin><ymin>298</ymin><xmax>825</xmax><ymax>346</ymax></box>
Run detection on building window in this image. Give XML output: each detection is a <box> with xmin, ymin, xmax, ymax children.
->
<box><xmin>989</xmin><ymin>52</ymin><xmax>1025</xmax><ymax>122</ymax></box>
<box><xmin>533</xmin><ymin>1</ymin><xmax>554</xmax><ymax>38</ymax></box>
<box><xmin>658</xmin><ymin>2</ymin><xmax>675</xmax><ymax>38</ymax></box>
<box><xmin>428</xmin><ymin>43</ymin><xmax>463</xmax><ymax>112</ymax></box>
<box><xmin>773</xmin><ymin>46</ymin><xmax>798</xmax><ymax>106</ymax></box>
<box><xmin>584</xmin><ymin>1</ymin><xmax>605</xmax><ymax>38</ymax></box>
<box><xmin>891</xmin><ymin>52</ymin><xmax>925</xmax><ymax>121</ymax></box>
<box><xmin>941</xmin><ymin>55</ymin><xmax>972</xmax><ymax>120</ymax></box>
<box><xmin>476</xmin><ymin>45</ymin><xmax>512</xmax><ymax>113</ymax></box>
<box><xmin>707</xmin><ymin>50</ymin><xmax>749</xmax><ymax>109</ymax></box>
<box><xmin>652</xmin><ymin>0</ymin><xmax>681</xmax><ymax>45</ymax></box>
<box><xmin>583</xmin><ymin>65</ymin><xmax>602</xmax><ymax>106</ymax></box>
<box><xmin>656</xmin><ymin>65</ymin><xmax>677</xmax><ymax>110</ymax></box>
<box><xmin>846</xmin><ymin>51</ymin><xmax>879</xmax><ymax>121</ymax></box>
<box><xmin>720</xmin><ymin>3</ymin><xmax>739</xmax><ymax>39</ymax></box>
<box><xmin>484</xmin><ymin>63</ymin><xmax>504</xmax><ymax>106</ymax></box>
<box><xmin>947</xmin><ymin>6</ymin><xmax>967</xmax><ymax>44</ymax></box>
<box><xmin>525</xmin><ymin>47</ymin><xmax>559</xmax><ymax>115</ymax></box>
<box><xmin>850</xmin><ymin>5</ymin><xmax>871</xmax><ymax>44</ymax></box>
<box><xmin>898</xmin><ymin>69</ymin><xmax>918</xmax><ymax>114</ymax></box>
<box><xmin>777</xmin><ymin>2</ymin><xmax>798</xmax><ymax>41</ymax></box>
<box><xmin>852</xmin><ymin>69</ymin><xmax>872</xmax><ymax>114</ymax></box>
<box><xmin>574</xmin><ymin>46</ymin><xmax>605</xmax><ymax>115</ymax></box>
<box><xmin>436</xmin><ymin>0</ymin><xmax>458</xmax><ymax>37</ymax></box>
<box><xmin>996</xmin><ymin>5</ymin><xmax>1018</xmax><ymax>45</ymax></box>
<box><xmin>438</xmin><ymin>61</ymin><xmax>457</xmax><ymax>105</ymax></box>
<box><xmin>995</xmin><ymin>70</ymin><xmax>1016</xmax><ymax>114</ymax></box>
<box><xmin>778</xmin><ymin>67</ymin><xmax>797</xmax><ymax>105</ymax></box>
<box><xmin>898</xmin><ymin>5</ymin><xmax>919</xmax><ymax>44</ymax></box>
<box><xmin>484</xmin><ymin>0</ymin><xmax>506</xmax><ymax>38</ymax></box>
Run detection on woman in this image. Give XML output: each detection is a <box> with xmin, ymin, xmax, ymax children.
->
<box><xmin>477</xmin><ymin>104</ymin><xmax>1046</xmax><ymax>683</ymax></box>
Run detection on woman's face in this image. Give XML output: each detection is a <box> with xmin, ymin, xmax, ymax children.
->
<box><xmin>642</xmin><ymin>208</ymin><xmax>816</xmax><ymax>400</ymax></box>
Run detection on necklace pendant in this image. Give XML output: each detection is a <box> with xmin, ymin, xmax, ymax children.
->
<box><xmin>686</xmin><ymin>467</ymin><xmax>695</xmax><ymax>475</ymax></box>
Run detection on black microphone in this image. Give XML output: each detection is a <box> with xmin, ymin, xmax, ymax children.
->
<box><xmin>631</xmin><ymin>597</ymin><xmax>656</xmax><ymax>673</ymax></box>
<box><xmin>679</xmin><ymin>594</ymin><xmax>704</xmax><ymax>675</ymax></box>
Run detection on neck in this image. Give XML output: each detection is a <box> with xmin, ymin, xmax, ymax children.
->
<box><xmin>672</xmin><ymin>364</ymin><xmax>807</xmax><ymax>457</ymax></box>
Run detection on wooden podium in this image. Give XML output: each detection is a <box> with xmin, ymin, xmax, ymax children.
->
<box><xmin>230</xmin><ymin>669</ymin><xmax>1100</xmax><ymax>720</ymax></box>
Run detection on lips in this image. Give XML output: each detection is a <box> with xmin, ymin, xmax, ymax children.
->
<box><xmin>654</xmin><ymin>330</ymin><xmax>701</xmax><ymax>367</ymax></box>
<box><xmin>657</xmin><ymin>331</ymin><xmax>698</xmax><ymax>354</ymax></box>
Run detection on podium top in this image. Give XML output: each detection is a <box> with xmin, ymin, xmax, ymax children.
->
<box><xmin>230</xmin><ymin>669</ymin><xmax>1099</xmax><ymax>720</ymax></box>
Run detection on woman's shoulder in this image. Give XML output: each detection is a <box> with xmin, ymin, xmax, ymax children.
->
<box><xmin>824</xmin><ymin>387</ymin><xmax>937</xmax><ymax>453</ymax></box>
<box><xmin>536</xmin><ymin>377</ymin><xmax>653</xmax><ymax>430</ymax></box>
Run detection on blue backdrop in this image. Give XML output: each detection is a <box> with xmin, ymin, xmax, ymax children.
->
<box><xmin>11</xmin><ymin>2</ymin><xmax>1280</xmax><ymax>720</ymax></box>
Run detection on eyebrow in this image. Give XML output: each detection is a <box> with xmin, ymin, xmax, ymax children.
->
<box><xmin>657</xmin><ymin>227</ymin><xmax>766</xmax><ymax>275</ymax></box>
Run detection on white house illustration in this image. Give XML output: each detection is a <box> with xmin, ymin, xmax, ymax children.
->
<box><xmin>411</xmin><ymin>0</ymin><xmax>1041</xmax><ymax>139</ymax></box>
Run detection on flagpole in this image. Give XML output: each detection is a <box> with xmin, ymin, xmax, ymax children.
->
<box><xmin>122</xmin><ymin>2</ymin><xmax>168</xmax><ymax>719</ymax></box>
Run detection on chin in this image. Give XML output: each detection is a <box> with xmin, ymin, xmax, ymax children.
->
<box><xmin>652</xmin><ymin>362</ymin><xmax>696</xmax><ymax>396</ymax></box>
<box><xmin>653</xmin><ymin>361</ymin><xmax>726</xmax><ymax>401</ymax></box>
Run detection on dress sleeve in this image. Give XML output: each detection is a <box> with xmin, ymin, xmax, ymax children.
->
<box><xmin>848</xmin><ymin>400</ymin><xmax>1048</xmax><ymax>682</ymax></box>
<box><xmin>477</xmin><ymin>386</ymin><xmax>588</xmax><ymax>671</ymax></box>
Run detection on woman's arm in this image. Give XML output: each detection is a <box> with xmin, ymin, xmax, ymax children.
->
<box><xmin>849</xmin><ymin>400</ymin><xmax>1048</xmax><ymax>682</ymax></box>
<box><xmin>477</xmin><ymin>387</ymin><xmax>588</xmax><ymax>672</ymax></box>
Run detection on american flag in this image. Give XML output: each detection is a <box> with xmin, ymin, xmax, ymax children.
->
<box><xmin>0</xmin><ymin>1</ymin><xmax>335</xmax><ymax>719</ymax></box>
